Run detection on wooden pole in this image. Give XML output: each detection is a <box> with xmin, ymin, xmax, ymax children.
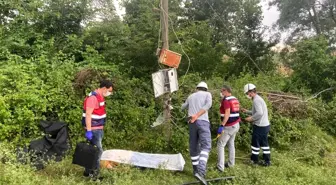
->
<box><xmin>161</xmin><ymin>0</ymin><xmax>169</xmax><ymax>49</ymax></box>
<box><xmin>161</xmin><ymin>0</ymin><xmax>171</xmax><ymax>122</ymax></box>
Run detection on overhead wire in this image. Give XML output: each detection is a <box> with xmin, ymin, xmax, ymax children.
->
<box><xmin>159</xmin><ymin>5</ymin><xmax>191</xmax><ymax>88</ymax></box>
<box><xmin>155</xmin><ymin>2</ymin><xmax>193</xmax><ymax>125</ymax></box>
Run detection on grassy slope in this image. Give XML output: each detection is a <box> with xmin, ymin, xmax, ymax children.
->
<box><xmin>1</xmin><ymin>125</ymin><xmax>336</xmax><ymax>185</ymax></box>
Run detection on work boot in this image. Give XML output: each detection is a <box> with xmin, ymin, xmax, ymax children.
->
<box><xmin>92</xmin><ymin>176</ymin><xmax>104</xmax><ymax>181</ymax></box>
<box><xmin>261</xmin><ymin>161</ymin><xmax>271</xmax><ymax>167</ymax></box>
<box><xmin>249</xmin><ymin>160</ymin><xmax>258</xmax><ymax>166</ymax></box>
<box><xmin>194</xmin><ymin>173</ymin><xmax>207</xmax><ymax>185</ymax></box>
<box><xmin>85</xmin><ymin>169</ymin><xmax>103</xmax><ymax>181</ymax></box>
<box><xmin>83</xmin><ymin>171</ymin><xmax>93</xmax><ymax>177</ymax></box>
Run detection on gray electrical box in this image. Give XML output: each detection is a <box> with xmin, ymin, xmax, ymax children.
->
<box><xmin>152</xmin><ymin>68</ymin><xmax>178</xmax><ymax>98</ymax></box>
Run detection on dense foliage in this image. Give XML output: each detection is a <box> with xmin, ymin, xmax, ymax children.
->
<box><xmin>0</xmin><ymin>0</ymin><xmax>336</xmax><ymax>184</ymax></box>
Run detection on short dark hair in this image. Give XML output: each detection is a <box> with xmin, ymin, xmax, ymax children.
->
<box><xmin>196</xmin><ymin>87</ymin><xmax>207</xmax><ymax>91</ymax></box>
<box><xmin>99</xmin><ymin>79</ymin><xmax>113</xmax><ymax>89</ymax></box>
<box><xmin>222</xmin><ymin>85</ymin><xmax>232</xmax><ymax>93</ymax></box>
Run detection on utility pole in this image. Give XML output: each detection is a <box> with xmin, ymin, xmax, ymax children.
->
<box><xmin>161</xmin><ymin>0</ymin><xmax>169</xmax><ymax>49</ymax></box>
<box><xmin>161</xmin><ymin>0</ymin><xmax>171</xmax><ymax>123</ymax></box>
<box><xmin>159</xmin><ymin>0</ymin><xmax>173</xmax><ymax>143</ymax></box>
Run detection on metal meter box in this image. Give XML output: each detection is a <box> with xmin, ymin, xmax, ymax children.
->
<box><xmin>159</xmin><ymin>49</ymin><xmax>182</xmax><ymax>68</ymax></box>
<box><xmin>152</xmin><ymin>68</ymin><xmax>178</xmax><ymax>98</ymax></box>
<box><xmin>152</xmin><ymin>70</ymin><xmax>165</xmax><ymax>98</ymax></box>
<box><xmin>167</xmin><ymin>68</ymin><xmax>178</xmax><ymax>93</ymax></box>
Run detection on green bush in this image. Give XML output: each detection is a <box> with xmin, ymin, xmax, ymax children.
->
<box><xmin>312</xmin><ymin>97</ymin><xmax>336</xmax><ymax>137</ymax></box>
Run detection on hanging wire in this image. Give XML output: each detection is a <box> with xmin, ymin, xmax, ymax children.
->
<box><xmin>159</xmin><ymin>6</ymin><xmax>192</xmax><ymax>88</ymax></box>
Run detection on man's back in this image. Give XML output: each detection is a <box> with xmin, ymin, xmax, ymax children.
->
<box><xmin>182</xmin><ymin>91</ymin><xmax>212</xmax><ymax>122</ymax></box>
<box><xmin>252</xmin><ymin>95</ymin><xmax>270</xmax><ymax>127</ymax></box>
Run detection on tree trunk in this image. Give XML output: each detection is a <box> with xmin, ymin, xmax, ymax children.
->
<box><xmin>312</xmin><ymin>5</ymin><xmax>322</xmax><ymax>34</ymax></box>
<box><xmin>308</xmin><ymin>7</ymin><xmax>322</xmax><ymax>35</ymax></box>
<box><xmin>329</xmin><ymin>5</ymin><xmax>336</xmax><ymax>25</ymax></box>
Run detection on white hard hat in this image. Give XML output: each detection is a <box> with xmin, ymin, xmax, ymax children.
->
<box><xmin>196</xmin><ymin>81</ymin><xmax>208</xmax><ymax>89</ymax></box>
<box><xmin>244</xmin><ymin>83</ymin><xmax>256</xmax><ymax>94</ymax></box>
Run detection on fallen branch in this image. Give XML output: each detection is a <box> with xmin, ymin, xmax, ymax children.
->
<box><xmin>259</xmin><ymin>91</ymin><xmax>301</xmax><ymax>100</ymax></box>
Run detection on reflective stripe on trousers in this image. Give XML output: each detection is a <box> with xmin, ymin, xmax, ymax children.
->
<box><xmin>189</xmin><ymin>120</ymin><xmax>211</xmax><ymax>177</ymax></box>
<box><xmin>251</xmin><ymin>125</ymin><xmax>271</xmax><ymax>163</ymax></box>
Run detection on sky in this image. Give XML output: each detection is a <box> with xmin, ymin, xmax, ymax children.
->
<box><xmin>260</xmin><ymin>0</ymin><xmax>279</xmax><ymax>29</ymax></box>
<box><xmin>260</xmin><ymin>0</ymin><xmax>287</xmax><ymax>46</ymax></box>
<box><xmin>113</xmin><ymin>0</ymin><xmax>125</xmax><ymax>17</ymax></box>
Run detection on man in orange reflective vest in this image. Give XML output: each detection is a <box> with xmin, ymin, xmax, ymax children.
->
<box><xmin>82</xmin><ymin>80</ymin><xmax>113</xmax><ymax>180</ymax></box>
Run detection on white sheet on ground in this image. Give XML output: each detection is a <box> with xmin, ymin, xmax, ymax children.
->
<box><xmin>100</xmin><ymin>149</ymin><xmax>185</xmax><ymax>171</ymax></box>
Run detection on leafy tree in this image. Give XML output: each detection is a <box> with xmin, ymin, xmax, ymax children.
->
<box><xmin>183</xmin><ymin>0</ymin><xmax>240</xmax><ymax>46</ymax></box>
<box><xmin>183</xmin><ymin>0</ymin><xmax>276</xmax><ymax>76</ymax></box>
<box><xmin>34</xmin><ymin>0</ymin><xmax>92</xmax><ymax>38</ymax></box>
<box><xmin>169</xmin><ymin>21</ymin><xmax>226</xmax><ymax>78</ymax></box>
<box><xmin>226</xmin><ymin>0</ymin><xmax>277</xmax><ymax>76</ymax></box>
<box><xmin>116</xmin><ymin>0</ymin><xmax>183</xmax><ymax>77</ymax></box>
<box><xmin>91</xmin><ymin>0</ymin><xmax>119</xmax><ymax>21</ymax></box>
<box><xmin>270</xmin><ymin>0</ymin><xmax>336</xmax><ymax>44</ymax></box>
<box><xmin>83</xmin><ymin>19</ymin><xmax>128</xmax><ymax>66</ymax></box>
<box><xmin>0</xmin><ymin>0</ymin><xmax>94</xmax><ymax>59</ymax></box>
<box><xmin>288</xmin><ymin>36</ymin><xmax>335</xmax><ymax>100</ymax></box>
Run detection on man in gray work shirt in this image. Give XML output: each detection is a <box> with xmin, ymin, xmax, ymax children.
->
<box><xmin>182</xmin><ymin>81</ymin><xmax>212</xmax><ymax>185</ymax></box>
<box><xmin>243</xmin><ymin>83</ymin><xmax>271</xmax><ymax>166</ymax></box>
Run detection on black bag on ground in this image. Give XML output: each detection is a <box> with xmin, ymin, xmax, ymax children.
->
<box><xmin>16</xmin><ymin>121</ymin><xmax>71</xmax><ymax>170</ymax></box>
<box><xmin>72</xmin><ymin>142</ymin><xmax>100</xmax><ymax>169</ymax></box>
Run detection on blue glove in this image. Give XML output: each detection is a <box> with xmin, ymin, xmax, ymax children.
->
<box><xmin>85</xmin><ymin>131</ymin><xmax>93</xmax><ymax>141</ymax></box>
<box><xmin>217</xmin><ymin>125</ymin><xmax>224</xmax><ymax>135</ymax></box>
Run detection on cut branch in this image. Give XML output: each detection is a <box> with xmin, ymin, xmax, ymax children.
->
<box><xmin>259</xmin><ymin>92</ymin><xmax>301</xmax><ymax>100</ymax></box>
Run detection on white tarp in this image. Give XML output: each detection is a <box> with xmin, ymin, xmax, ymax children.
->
<box><xmin>100</xmin><ymin>149</ymin><xmax>185</xmax><ymax>171</ymax></box>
